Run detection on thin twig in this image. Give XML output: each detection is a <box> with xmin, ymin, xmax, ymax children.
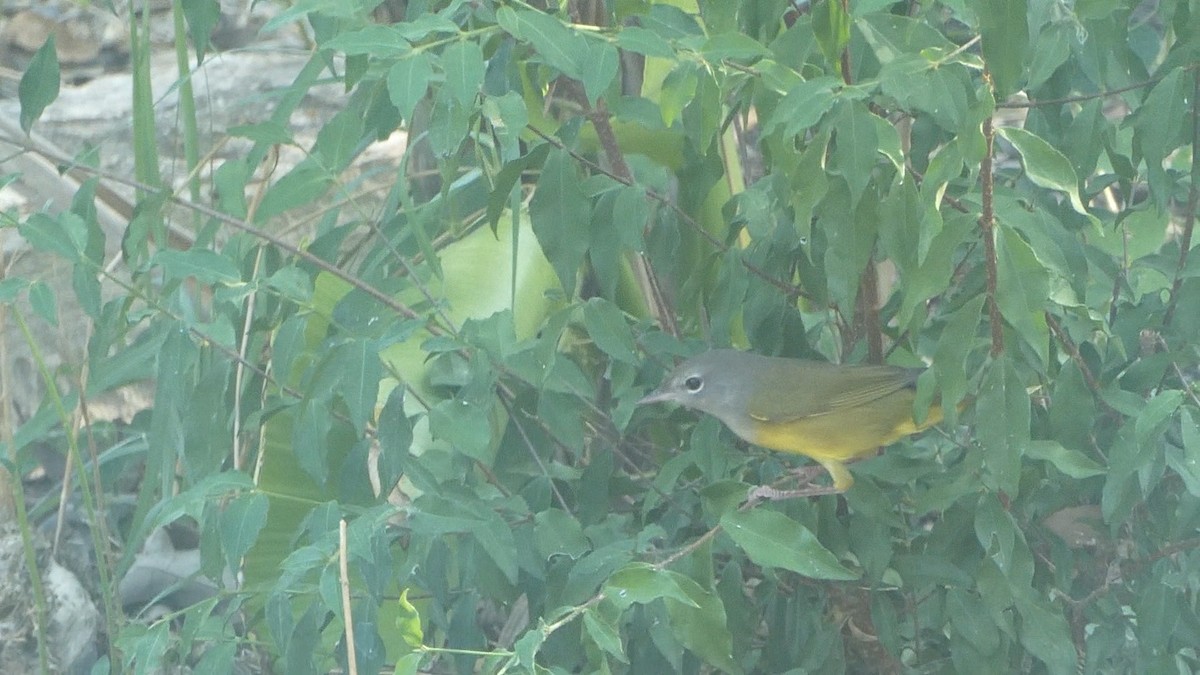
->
<box><xmin>997</xmin><ymin>74</ymin><xmax>1170</xmax><ymax>109</ymax></box>
<box><xmin>525</xmin><ymin>126</ymin><xmax>811</xmax><ymax>302</ymax></box>
<box><xmin>0</xmin><ymin>133</ymin><xmax>433</xmax><ymax>330</ymax></box>
<box><xmin>1044</xmin><ymin>313</ymin><xmax>1103</xmax><ymax>396</ymax></box>
<box><xmin>979</xmin><ymin>107</ymin><xmax>1004</xmax><ymax>357</ymax></box>
<box><xmin>495</xmin><ymin>393</ymin><xmax>572</xmax><ymax>513</ymax></box>
<box><xmin>586</xmin><ymin>98</ymin><xmax>679</xmax><ymax>337</ymax></box>
<box><xmin>339</xmin><ymin>519</ymin><xmax>359</xmax><ymax>675</ymax></box>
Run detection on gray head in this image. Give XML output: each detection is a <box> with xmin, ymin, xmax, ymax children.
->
<box><xmin>637</xmin><ymin>350</ymin><xmax>759</xmax><ymax>426</ymax></box>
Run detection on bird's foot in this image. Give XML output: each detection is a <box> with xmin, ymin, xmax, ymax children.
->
<box><xmin>744</xmin><ymin>480</ymin><xmax>843</xmax><ymax>505</ymax></box>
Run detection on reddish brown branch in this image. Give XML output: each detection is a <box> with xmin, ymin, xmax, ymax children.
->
<box><xmin>1045</xmin><ymin>313</ymin><xmax>1104</xmax><ymax>399</ymax></box>
<box><xmin>980</xmin><ymin>112</ymin><xmax>1004</xmax><ymax>356</ymax></box>
<box><xmin>585</xmin><ymin>99</ymin><xmax>679</xmax><ymax>337</ymax></box>
<box><xmin>835</xmin><ymin>0</ymin><xmax>883</xmax><ymax>361</ymax></box>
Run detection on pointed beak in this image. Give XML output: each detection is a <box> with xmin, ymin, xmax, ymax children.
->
<box><xmin>637</xmin><ymin>388</ymin><xmax>672</xmax><ymax>406</ymax></box>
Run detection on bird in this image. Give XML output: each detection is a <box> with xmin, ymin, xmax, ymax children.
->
<box><xmin>638</xmin><ymin>349</ymin><xmax>944</xmax><ymax>499</ymax></box>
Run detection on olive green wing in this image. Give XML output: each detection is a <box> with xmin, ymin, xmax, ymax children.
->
<box><xmin>746</xmin><ymin>360</ymin><xmax>921</xmax><ymax>422</ymax></box>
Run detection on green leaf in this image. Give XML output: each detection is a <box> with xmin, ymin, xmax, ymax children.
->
<box><xmin>583</xmin><ymin>607</ymin><xmax>627</xmax><ymax>662</ymax></box>
<box><xmin>193</xmin><ymin>641</ymin><xmax>236</xmax><ymax>675</ymax></box>
<box><xmin>665</xmin><ymin>573</ymin><xmax>744</xmax><ymax>674</ymax></box>
<box><xmin>265</xmin><ymin>267</ymin><xmax>314</xmax><ymax>304</ymax></box>
<box><xmin>496</xmin><ymin>7</ymin><xmax>585</xmax><ymax>80</ymax></box>
<box><xmin>18</xmin><ymin>35</ymin><xmax>60</xmax><ymax>132</ymax></box>
<box><xmin>1014</xmin><ymin>594</ymin><xmax>1077</xmax><ymax>675</ymax></box>
<box><xmin>615</xmin><ymin>26</ymin><xmax>675</xmax><ymax>58</ymax></box>
<box><xmin>877</xmin><ymin>56</ymin><xmax>971</xmax><ymax>131</ymax></box>
<box><xmin>18</xmin><ymin>213</ymin><xmax>83</xmax><ymax>260</ymax></box>
<box><xmin>975</xmin><ymin>357</ymin><xmax>1030</xmax><ymax>494</ymax></box>
<box><xmin>994</xmin><ymin>225</ymin><xmax>1050</xmax><ymax>366</ymax></box>
<box><xmin>1135</xmin><ymin>390</ymin><xmax>1181</xmax><ymax>448</ymax></box>
<box><xmin>997</xmin><ymin>127</ymin><xmax>1088</xmax><ymax>215</ymax></box>
<box><xmin>474</xmin><ymin>515</ymin><xmax>519</xmax><ymax>583</ymax></box>
<box><xmin>153</xmin><ymin>249</ymin><xmax>243</xmax><ymax>286</ymax></box>
<box><xmin>392</xmin><ymin>13</ymin><xmax>460</xmax><ymax>41</ymax></box>
<box><xmin>440</xmin><ymin>40</ymin><xmax>484</xmax><ymax>106</ymax></box>
<box><xmin>529</xmin><ymin>149</ymin><xmax>590</xmax><ymax>295</ymax></box>
<box><xmin>604</xmin><ymin>563</ymin><xmax>699</xmax><ymax>608</ymax></box>
<box><xmin>376</xmin><ymin>386</ymin><xmax>413</xmax><ymax>494</ymax></box>
<box><xmin>534</xmin><ymin>508</ymin><xmax>589</xmax><ymax>560</ymax></box>
<box><xmin>945</xmin><ymin>589</ymin><xmax>1000</xmax><ymax>654</ymax></box>
<box><xmin>485</xmin><ymin>144</ymin><xmax>551</xmax><ymax>232</ymax></box>
<box><xmin>659</xmin><ymin>63</ymin><xmax>698</xmax><ymax>128</ymax></box>
<box><xmin>812</xmin><ymin>0</ymin><xmax>851</xmax><ymax>66</ymax></box>
<box><xmin>762</xmin><ymin>76</ymin><xmax>840</xmax><ymax>138</ymax></box>
<box><xmin>228</xmin><ymin>121</ymin><xmax>294</xmax><ymax>145</ymax></box>
<box><xmin>255</xmin><ymin>160</ymin><xmax>332</xmax><ymax>221</ymax></box>
<box><xmin>292</xmin><ymin>396</ymin><xmax>332</xmax><ymax>485</ymax></box>
<box><xmin>582</xmin><ymin>298</ymin><xmax>638</xmax><ymax>364</ymax></box>
<box><xmin>320</xmin><ymin>25</ymin><xmax>411</xmax><ymax>56</ymax></box>
<box><xmin>857</xmin><ymin>13</ymin><xmax>959</xmax><ymax>61</ymax></box>
<box><xmin>396</xmin><ymin>588</ymin><xmax>424</xmax><ymax>651</ymax></box>
<box><xmin>144</xmin><ymin>472</ymin><xmax>255</xmax><ymax>534</ymax></box>
<box><xmin>1025</xmin><ymin>441</ymin><xmax>1104</xmax><ymax>479</ymax></box>
<box><xmin>581</xmin><ymin>42</ymin><xmax>619</xmax><ymax>104</ymax></box>
<box><xmin>220</xmin><ymin>492</ymin><xmax>269</xmax><ymax>572</ymax></box>
<box><xmin>394</xmin><ymin>652</ymin><xmax>424</xmax><ymax>675</ymax></box>
<box><xmin>1134</xmin><ymin>576</ymin><xmax>1179</xmax><ymax>654</ymax></box>
<box><xmin>28</xmin><ymin>281</ymin><xmax>57</xmax><ymax>326</ymax></box>
<box><xmin>0</xmin><ymin>278</ymin><xmax>25</xmax><ymax>303</ymax></box>
<box><xmin>513</xmin><ymin>628</ymin><xmax>545</xmax><ymax>668</ymax></box>
<box><xmin>1133</xmin><ymin>69</ymin><xmax>1188</xmax><ymax>169</ymax></box>
<box><xmin>832</xmin><ymin>101</ymin><xmax>879</xmax><ymax>206</ymax></box>
<box><xmin>974</xmin><ymin>0</ymin><xmax>1028</xmax><ymax>97</ymax></box>
<box><xmin>974</xmin><ymin>492</ymin><xmax>1018</xmax><ymax>571</ymax></box>
<box><xmin>700</xmin><ymin>32</ymin><xmax>770</xmax><ymax>62</ymax></box>
<box><xmin>313</xmin><ymin>107</ymin><xmax>363</xmax><ymax>172</ymax></box>
<box><xmin>387</xmin><ymin>54</ymin><xmax>433</xmax><ymax>121</ymax></box>
<box><xmin>1026</xmin><ymin>22</ymin><xmax>1072</xmax><ymax>90</ymax></box>
<box><xmin>182</xmin><ymin>0</ymin><xmax>220</xmax><ymax>61</ymax></box>
<box><xmin>428</xmin><ymin>397</ymin><xmax>495</xmax><ymax>463</ymax></box>
<box><xmin>336</xmin><ymin>339</ymin><xmax>381</xmax><ymax>436</ymax></box>
<box><xmin>721</xmin><ymin>509</ymin><xmax>859</xmax><ymax>580</ymax></box>
<box><xmin>1168</xmin><ymin>408</ymin><xmax>1200</xmax><ymax>496</ymax></box>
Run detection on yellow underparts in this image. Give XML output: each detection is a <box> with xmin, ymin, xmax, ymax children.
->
<box><xmin>746</xmin><ymin>404</ymin><xmax>944</xmax><ymax>492</ymax></box>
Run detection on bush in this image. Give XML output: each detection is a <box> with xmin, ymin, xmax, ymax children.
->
<box><xmin>5</xmin><ymin>0</ymin><xmax>1199</xmax><ymax>673</ymax></box>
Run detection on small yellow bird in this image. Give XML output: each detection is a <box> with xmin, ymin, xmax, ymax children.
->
<box><xmin>638</xmin><ymin>349</ymin><xmax>943</xmax><ymax>497</ymax></box>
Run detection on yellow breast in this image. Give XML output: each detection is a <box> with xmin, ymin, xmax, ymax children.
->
<box><xmin>744</xmin><ymin>403</ymin><xmax>944</xmax><ymax>463</ymax></box>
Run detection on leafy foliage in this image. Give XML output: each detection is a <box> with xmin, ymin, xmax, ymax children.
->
<box><xmin>7</xmin><ymin>0</ymin><xmax>1200</xmax><ymax>673</ymax></box>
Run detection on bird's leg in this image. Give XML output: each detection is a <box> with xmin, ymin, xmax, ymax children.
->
<box><xmin>745</xmin><ymin>459</ymin><xmax>854</xmax><ymax>505</ymax></box>
<box><xmin>787</xmin><ymin>464</ymin><xmax>826</xmax><ymax>485</ymax></box>
<box><xmin>746</xmin><ymin>482</ymin><xmax>844</xmax><ymax>505</ymax></box>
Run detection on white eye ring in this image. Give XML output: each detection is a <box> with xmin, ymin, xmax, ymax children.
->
<box><xmin>684</xmin><ymin>376</ymin><xmax>703</xmax><ymax>393</ymax></box>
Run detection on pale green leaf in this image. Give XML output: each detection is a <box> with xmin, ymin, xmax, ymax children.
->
<box><xmin>387</xmin><ymin>54</ymin><xmax>433</xmax><ymax>121</ymax></box>
<box><xmin>18</xmin><ymin>35</ymin><xmax>59</xmax><ymax>132</ymax></box>
<box><xmin>604</xmin><ymin>563</ymin><xmax>700</xmax><ymax>608</ymax></box>
<box><xmin>496</xmin><ymin>7</ymin><xmax>585</xmax><ymax>79</ymax></box>
<box><xmin>153</xmin><ymin>249</ymin><xmax>242</xmax><ymax>286</ymax></box>
<box><xmin>582</xmin><ymin>298</ymin><xmax>638</xmax><ymax>364</ymax></box>
<box><xmin>440</xmin><ymin>40</ymin><xmax>484</xmax><ymax>106</ymax></box>
<box><xmin>220</xmin><ymin>493</ymin><xmax>269</xmax><ymax>572</ymax></box>
<box><xmin>721</xmin><ymin>509</ymin><xmax>859</xmax><ymax>580</ymax></box>
<box><xmin>1025</xmin><ymin>440</ymin><xmax>1105</xmax><ymax>478</ymax></box>
<box><xmin>975</xmin><ymin>0</ymin><xmax>1028</xmax><ymax>97</ymax></box>
<box><xmin>997</xmin><ymin>127</ymin><xmax>1088</xmax><ymax>215</ymax></box>
<box><xmin>995</xmin><ymin>225</ymin><xmax>1050</xmax><ymax>366</ymax></box>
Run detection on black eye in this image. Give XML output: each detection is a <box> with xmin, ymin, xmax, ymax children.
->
<box><xmin>684</xmin><ymin>376</ymin><xmax>703</xmax><ymax>392</ymax></box>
